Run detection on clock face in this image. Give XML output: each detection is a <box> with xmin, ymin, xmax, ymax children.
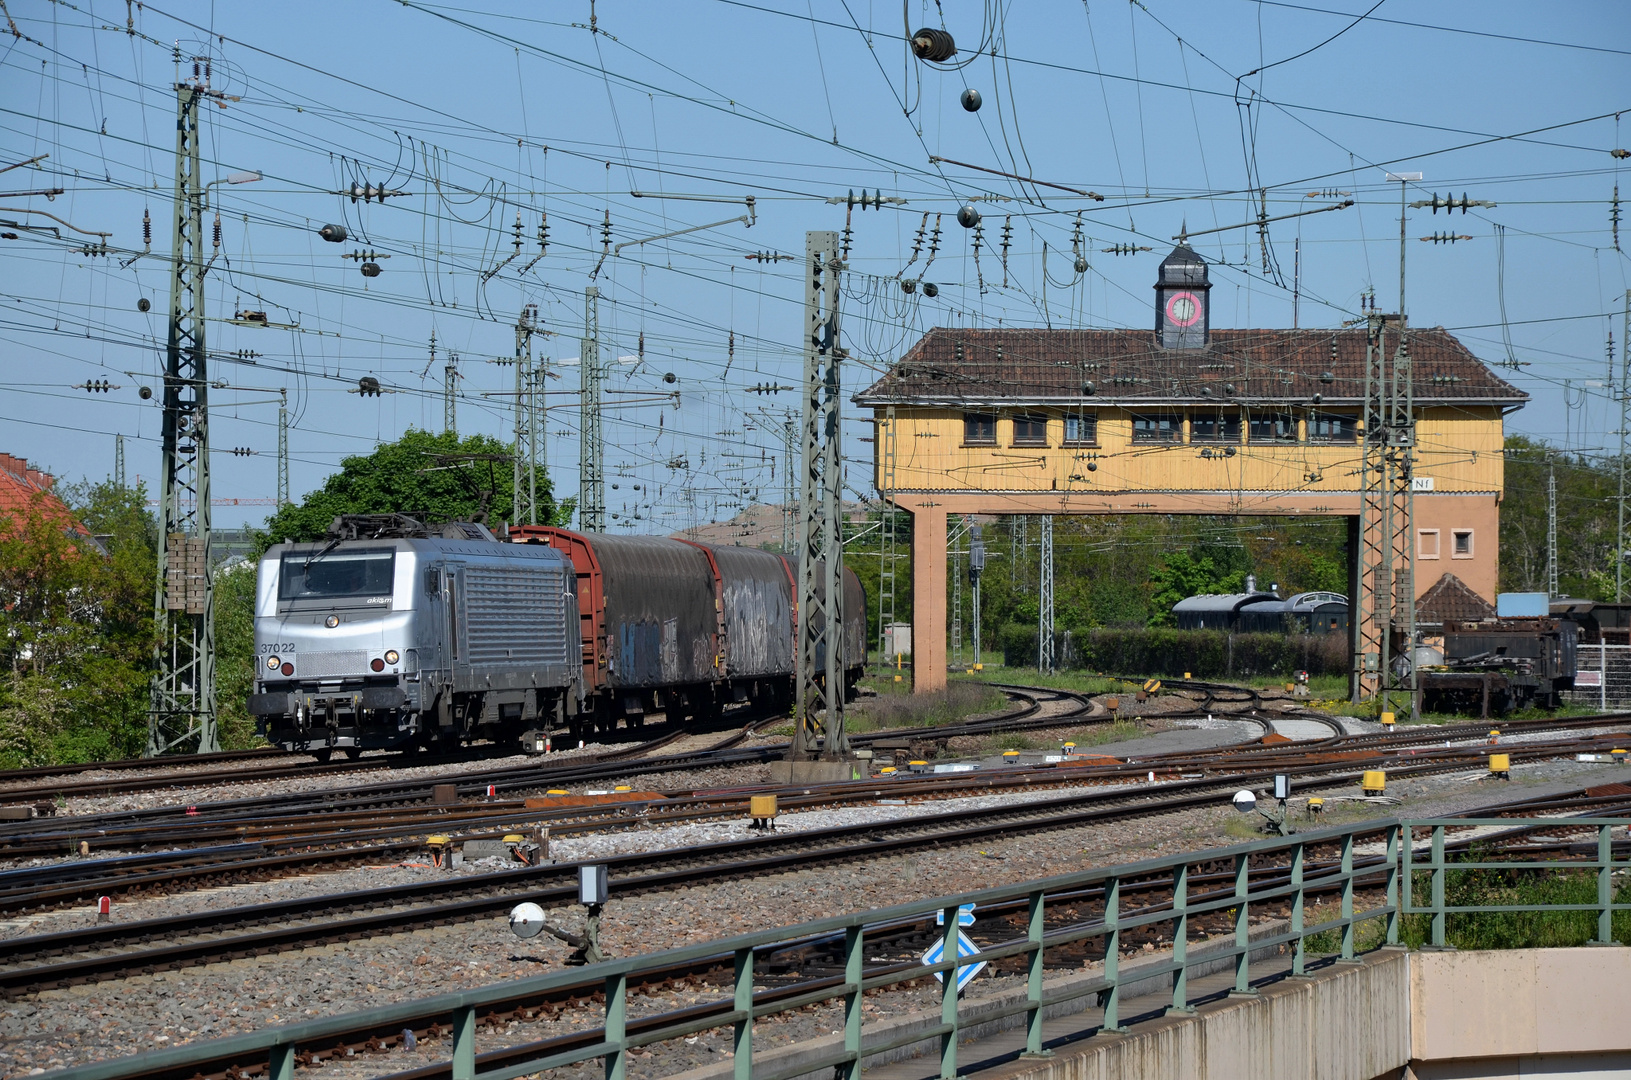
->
<box><xmin>1165</xmin><ymin>291</ymin><xmax>1202</xmax><ymax>328</ymax></box>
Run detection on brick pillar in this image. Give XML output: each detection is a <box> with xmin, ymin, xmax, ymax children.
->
<box><xmin>912</xmin><ymin>505</ymin><xmax>947</xmax><ymax>693</ymax></box>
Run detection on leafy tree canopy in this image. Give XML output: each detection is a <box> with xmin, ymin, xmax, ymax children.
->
<box><xmin>0</xmin><ymin>479</ymin><xmax>156</xmax><ymax>766</ymax></box>
<box><xmin>256</xmin><ymin>428</ymin><xmax>572</xmax><ymax>552</ymax></box>
<box><xmin>1148</xmin><ymin>552</ymin><xmax>1248</xmax><ymax>626</ymax></box>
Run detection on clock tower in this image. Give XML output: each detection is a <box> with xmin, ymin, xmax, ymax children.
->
<box><xmin>1155</xmin><ymin>240</ymin><xmax>1210</xmax><ymax>350</ymax></box>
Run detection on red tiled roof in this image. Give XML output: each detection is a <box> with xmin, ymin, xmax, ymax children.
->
<box><xmin>0</xmin><ymin>453</ymin><xmax>80</xmax><ymax>537</ymax></box>
<box><xmin>1417</xmin><ymin>572</ymin><xmax>1497</xmax><ymax>625</ymax></box>
<box><xmin>855</xmin><ymin>326</ymin><xmax>1526</xmax><ymax>408</ymax></box>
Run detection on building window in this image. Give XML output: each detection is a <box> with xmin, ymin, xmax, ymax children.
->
<box><xmin>1418</xmin><ymin>529</ymin><xmax>1441</xmax><ymax>560</ymax></box>
<box><xmin>1012</xmin><ymin>414</ymin><xmax>1049</xmax><ymax>446</ymax></box>
<box><xmin>1308</xmin><ymin>412</ymin><xmax>1358</xmax><ymax>443</ymax></box>
<box><xmin>1063</xmin><ymin>413</ymin><xmax>1098</xmax><ymax>446</ymax></box>
<box><xmin>1248</xmin><ymin>410</ymin><xmax>1297</xmax><ymax>443</ymax></box>
<box><xmin>1131</xmin><ymin>412</ymin><xmax>1182</xmax><ymax>443</ymax></box>
<box><xmin>1190</xmin><ymin>411</ymin><xmax>1241</xmax><ymax>443</ymax></box>
<box><xmin>1452</xmin><ymin>529</ymin><xmax>1474</xmax><ymax>558</ymax></box>
<box><xmin>963</xmin><ymin>412</ymin><xmax>996</xmax><ymax>445</ymax></box>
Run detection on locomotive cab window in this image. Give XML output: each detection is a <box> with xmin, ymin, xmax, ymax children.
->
<box><xmin>279</xmin><ymin>548</ymin><xmax>396</xmax><ymax>602</ymax></box>
<box><xmin>963</xmin><ymin>412</ymin><xmax>997</xmax><ymax>445</ymax></box>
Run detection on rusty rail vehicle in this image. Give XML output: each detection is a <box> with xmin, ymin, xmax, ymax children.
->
<box><xmin>249</xmin><ymin>516</ymin><xmax>866</xmax><ymax>756</ymax></box>
<box><xmin>509</xmin><ymin>525</ymin><xmax>866</xmax><ymax>741</ymax></box>
<box><xmin>1421</xmin><ymin>616</ymin><xmax>1578</xmax><ymax>716</ymax></box>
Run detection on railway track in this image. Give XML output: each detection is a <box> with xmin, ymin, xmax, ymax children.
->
<box><xmin>2</xmin><ymin>689</ymin><xmax>1624</xmax><ymax>916</ymax></box>
<box><xmin>7</xmin><ymin>716</ymin><xmax>1631</xmax><ymax>998</ymax></box>
<box><xmin>18</xmin><ymin>784</ymin><xmax>1631</xmax><ymax>1080</ymax></box>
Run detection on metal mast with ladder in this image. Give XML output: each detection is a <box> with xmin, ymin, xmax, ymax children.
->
<box><xmin>148</xmin><ymin>61</ymin><xmax>223</xmax><ymax>755</ymax></box>
<box><xmin>512</xmin><ymin>304</ymin><xmax>540</xmax><ymax>526</ymax></box>
<box><xmin>792</xmin><ymin>231</ymin><xmax>847</xmax><ymax>761</ymax></box>
<box><xmin>877</xmin><ymin>405</ymin><xmax>900</xmax><ymax>661</ymax></box>
<box><xmin>580</xmin><ymin>286</ymin><xmax>605</xmax><ymax>533</ymax></box>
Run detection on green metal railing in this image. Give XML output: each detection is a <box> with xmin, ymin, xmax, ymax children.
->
<box><xmin>1403</xmin><ymin>817</ymin><xmax>1631</xmax><ymax>947</ymax></box>
<box><xmin>44</xmin><ymin>817</ymin><xmax>1629</xmax><ymax>1080</ymax></box>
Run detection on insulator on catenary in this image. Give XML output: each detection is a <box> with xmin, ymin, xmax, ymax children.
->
<box><xmin>319</xmin><ymin>223</ymin><xmax>347</xmax><ymax>243</ymax></box>
<box><xmin>361</xmin><ymin>261</ymin><xmax>382</xmax><ymax>277</ymax></box>
<box><xmin>137</xmin><ymin>297</ymin><xmax>151</xmax><ymax>313</ymax></box>
<box><xmin>922</xmin><ymin>282</ymin><xmax>939</xmax><ymax>298</ymax></box>
<box><xmin>910</xmin><ymin>27</ymin><xmax>956</xmax><ymax>62</ymax></box>
<box><xmin>960</xmin><ymin>88</ymin><xmax>982</xmax><ymax>112</ymax></box>
<box><xmin>212</xmin><ymin>214</ymin><xmax>221</xmax><ymax>249</ymax></box>
<box><xmin>957</xmin><ymin>204</ymin><xmax>980</xmax><ymax>229</ymax></box>
<box><xmin>142</xmin><ymin>208</ymin><xmax>151</xmax><ymax>249</ymax></box>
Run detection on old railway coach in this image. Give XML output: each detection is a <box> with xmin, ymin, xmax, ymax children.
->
<box><xmin>249</xmin><ymin>522</ymin><xmax>579</xmax><ymax>758</ymax></box>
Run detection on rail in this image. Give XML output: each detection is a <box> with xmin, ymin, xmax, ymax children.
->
<box><xmin>44</xmin><ymin>817</ymin><xmax>1631</xmax><ymax>1080</ymax></box>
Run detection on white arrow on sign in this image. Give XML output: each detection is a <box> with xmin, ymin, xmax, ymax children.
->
<box><xmin>935</xmin><ymin>903</ymin><xmax>976</xmax><ymax>927</ymax></box>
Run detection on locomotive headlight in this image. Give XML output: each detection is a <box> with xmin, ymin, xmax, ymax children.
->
<box><xmin>325</xmin><ymin>614</ymin><xmax>340</xmax><ymax>628</ymax></box>
<box><xmin>384</xmin><ymin>649</ymin><xmax>400</xmax><ymax>665</ymax></box>
<box><xmin>267</xmin><ymin>656</ymin><xmax>280</xmax><ymax>670</ymax></box>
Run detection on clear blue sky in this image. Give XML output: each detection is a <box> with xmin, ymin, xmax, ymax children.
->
<box><xmin>2</xmin><ymin>1</ymin><xmax>1627</xmax><ymax>528</ymax></box>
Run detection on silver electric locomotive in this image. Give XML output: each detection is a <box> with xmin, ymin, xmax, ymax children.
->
<box><xmin>249</xmin><ymin>520</ymin><xmax>580</xmax><ymax>758</ymax></box>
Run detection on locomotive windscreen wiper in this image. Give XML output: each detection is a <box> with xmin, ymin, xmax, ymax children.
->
<box><xmin>303</xmin><ymin>538</ymin><xmax>342</xmax><ymax>571</ymax></box>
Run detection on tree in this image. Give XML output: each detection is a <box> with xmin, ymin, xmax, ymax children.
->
<box><xmin>1500</xmin><ymin>435</ymin><xmax>1620</xmax><ymax>599</ymax></box>
<box><xmin>0</xmin><ymin>480</ymin><xmax>156</xmax><ymax>766</ymax></box>
<box><xmin>1148</xmin><ymin>551</ymin><xmax>1247</xmax><ymax>626</ymax></box>
<box><xmin>256</xmin><ymin>428</ymin><xmax>573</xmax><ymax>551</ymax></box>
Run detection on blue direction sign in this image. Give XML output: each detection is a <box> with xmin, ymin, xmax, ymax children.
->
<box><xmin>935</xmin><ymin>903</ymin><xmax>977</xmax><ymax>927</ymax></box>
<box><xmin>921</xmin><ymin>929</ymin><xmax>986</xmax><ymax>991</ymax></box>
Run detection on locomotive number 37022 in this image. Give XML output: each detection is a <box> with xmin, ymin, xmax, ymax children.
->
<box><xmin>257</xmin><ymin>643</ymin><xmax>296</xmax><ymax>655</ymax></box>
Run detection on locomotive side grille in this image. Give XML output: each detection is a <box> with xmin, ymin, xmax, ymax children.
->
<box><xmin>464</xmin><ymin>565</ymin><xmax>568</xmax><ymax>667</ymax></box>
<box><xmin>298</xmin><ymin>650</ymin><xmax>369</xmax><ymax>677</ymax></box>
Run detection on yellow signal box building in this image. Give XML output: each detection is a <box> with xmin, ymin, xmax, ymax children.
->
<box><xmin>856</xmin><ymin>243</ymin><xmax>1525</xmax><ymax>692</ymax></box>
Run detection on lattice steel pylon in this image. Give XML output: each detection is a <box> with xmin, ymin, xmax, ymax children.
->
<box><xmin>877</xmin><ymin>405</ymin><xmax>899</xmax><ymax>661</ymax></box>
<box><xmin>1038</xmin><ymin>515</ymin><xmax>1055</xmax><ymax>672</ymax></box>
<box><xmin>1547</xmin><ymin>461</ymin><xmax>1559</xmax><ymax>598</ymax></box>
<box><xmin>793</xmin><ymin>231</ymin><xmax>846</xmax><ymax>760</ymax></box>
<box><xmin>580</xmin><ymin>286</ymin><xmax>605</xmax><ymax>533</ymax></box>
<box><xmin>512</xmin><ymin>304</ymin><xmax>539</xmax><ymax>526</ymax></box>
<box><xmin>276</xmin><ymin>393</ymin><xmax>289</xmax><ymax>507</ymax></box>
<box><xmin>969</xmin><ymin>524</ymin><xmax>985</xmax><ymax>665</ymax></box>
<box><xmin>1354</xmin><ymin>311</ymin><xmax>1388</xmax><ymax>702</ymax></box>
<box><xmin>148</xmin><ymin>70</ymin><xmax>220</xmax><ymax>756</ymax></box>
<box><xmin>1352</xmin><ymin>311</ymin><xmax>1419</xmax><ymax>718</ymax></box>
<box><xmin>114</xmin><ymin>434</ymin><xmax>126</xmax><ymax>489</ymax></box>
<box><xmin>780</xmin><ymin>411</ymin><xmax>796</xmax><ymax>554</ymax></box>
<box><xmin>443</xmin><ymin>349</ymin><xmax>459</xmax><ymax>438</ymax></box>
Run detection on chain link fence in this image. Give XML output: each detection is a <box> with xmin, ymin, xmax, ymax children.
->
<box><xmin>1564</xmin><ymin>643</ymin><xmax>1631</xmax><ymax>709</ymax></box>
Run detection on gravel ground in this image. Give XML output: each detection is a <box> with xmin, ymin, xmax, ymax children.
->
<box><xmin>52</xmin><ymin>742</ymin><xmax>622</xmax><ymax>817</ymax></box>
<box><xmin>7</xmin><ymin>748</ymin><xmax>1611</xmax><ymax>1079</ymax></box>
<box><xmin>7</xmin><ymin>705</ymin><xmax>1630</xmax><ymax>1078</ymax></box>
<box><xmin>0</xmin><ymin>794</ymin><xmax>1253</xmax><ymax>1079</ymax></box>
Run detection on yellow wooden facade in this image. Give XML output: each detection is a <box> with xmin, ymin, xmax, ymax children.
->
<box><xmin>876</xmin><ymin>404</ymin><xmax>1506</xmax><ymax>498</ymax></box>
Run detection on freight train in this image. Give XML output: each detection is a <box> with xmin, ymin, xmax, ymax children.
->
<box><xmin>248</xmin><ymin>515</ymin><xmax>865</xmax><ymax>758</ymax></box>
